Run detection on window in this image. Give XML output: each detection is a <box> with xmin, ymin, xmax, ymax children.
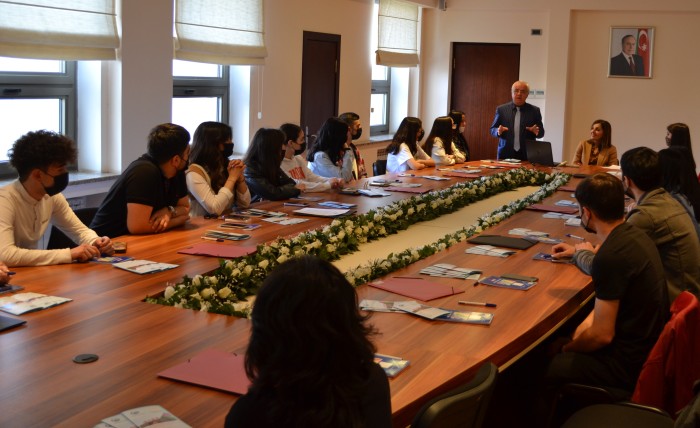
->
<box><xmin>0</xmin><ymin>57</ymin><xmax>76</xmax><ymax>177</ymax></box>
<box><xmin>172</xmin><ymin>60</ymin><xmax>229</xmax><ymax>139</ymax></box>
<box><xmin>371</xmin><ymin>2</ymin><xmax>390</xmax><ymax>135</ymax></box>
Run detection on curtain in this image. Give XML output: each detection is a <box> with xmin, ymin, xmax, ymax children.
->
<box><xmin>175</xmin><ymin>0</ymin><xmax>267</xmax><ymax>65</ymax></box>
<box><xmin>377</xmin><ymin>0</ymin><xmax>419</xmax><ymax>67</ymax></box>
<box><xmin>0</xmin><ymin>0</ymin><xmax>118</xmax><ymax>60</ymax></box>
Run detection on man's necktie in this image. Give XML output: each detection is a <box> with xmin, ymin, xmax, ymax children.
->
<box><xmin>629</xmin><ymin>57</ymin><xmax>636</xmax><ymax>74</ymax></box>
<box><xmin>513</xmin><ymin>107</ymin><xmax>521</xmax><ymax>152</ymax></box>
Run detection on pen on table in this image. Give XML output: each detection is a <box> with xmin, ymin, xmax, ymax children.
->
<box><xmin>458</xmin><ymin>300</ymin><xmax>497</xmax><ymax>308</ymax></box>
<box><xmin>566</xmin><ymin>234</ymin><xmax>585</xmax><ymax>240</ymax></box>
<box><xmin>201</xmin><ymin>236</ymin><xmax>224</xmax><ymax>242</ymax></box>
<box><xmin>5</xmin><ymin>271</ymin><xmax>16</xmax><ymax>276</ymax></box>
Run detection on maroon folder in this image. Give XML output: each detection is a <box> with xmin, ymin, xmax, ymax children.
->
<box><xmin>158</xmin><ymin>348</ymin><xmax>250</xmax><ymax>394</ymax></box>
<box><xmin>178</xmin><ymin>243</ymin><xmax>257</xmax><ymax>258</ymax></box>
<box><xmin>369</xmin><ymin>277</ymin><xmax>463</xmax><ymax>301</ymax></box>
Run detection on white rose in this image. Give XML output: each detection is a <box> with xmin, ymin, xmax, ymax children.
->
<box><xmin>277</xmin><ymin>255</ymin><xmax>288</xmax><ymax>264</ymax></box>
<box><xmin>326</xmin><ymin>244</ymin><xmax>336</xmax><ymax>252</ymax></box>
<box><xmin>258</xmin><ymin>259</ymin><xmax>269</xmax><ymax>269</ymax></box>
<box><xmin>231</xmin><ymin>268</ymin><xmax>241</xmax><ymax>277</ymax></box>
<box><xmin>201</xmin><ymin>287</ymin><xmax>215</xmax><ymax>299</ymax></box>
<box><xmin>331</xmin><ymin>219</ymin><xmax>341</xmax><ymax>227</ymax></box>
<box><xmin>192</xmin><ymin>275</ymin><xmax>202</xmax><ymax>287</ymax></box>
<box><xmin>164</xmin><ymin>286</ymin><xmax>175</xmax><ymax>300</ymax></box>
<box><xmin>190</xmin><ymin>292</ymin><xmax>202</xmax><ymax>300</ymax></box>
<box><xmin>225</xmin><ymin>260</ymin><xmax>235</xmax><ymax>270</ymax></box>
<box><xmin>337</xmin><ymin>230</ymin><xmax>346</xmax><ymax>240</ymax></box>
<box><xmin>280</xmin><ymin>246</ymin><xmax>290</xmax><ymax>255</ymax></box>
<box><xmin>218</xmin><ymin>287</ymin><xmax>232</xmax><ymax>299</ymax></box>
<box><xmin>243</xmin><ymin>265</ymin><xmax>253</xmax><ymax>275</ymax></box>
<box><xmin>208</xmin><ymin>276</ymin><xmax>218</xmax><ymax>285</ymax></box>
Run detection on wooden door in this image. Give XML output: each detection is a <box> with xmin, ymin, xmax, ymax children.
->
<box><xmin>450</xmin><ymin>43</ymin><xmax>520</xmax><ymax>160</ymax></box>
<box><xmin>300</xmin><ymin>31</ymin><xmax>340</xmax><ymax>141</ymax></box>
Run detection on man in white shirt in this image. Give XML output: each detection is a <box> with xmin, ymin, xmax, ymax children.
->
<box><xmin>0</xmin><ymin>130</ymin><xmax>113</xmax><ymax>267</ymax></box>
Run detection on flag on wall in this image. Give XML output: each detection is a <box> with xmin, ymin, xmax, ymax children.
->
<box><xmin>637</xmin><ymin>28</ymin><xmax>651</xmax><ymax>76</ymax></box>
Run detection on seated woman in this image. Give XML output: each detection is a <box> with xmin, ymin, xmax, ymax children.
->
<box><xmin>225</xmin><ymin>256</ymin><xmax>391</xmax><ymax>428</ymax></box>
<box><xmin>448</xmin><ymin>110</ymin><xmax>471</xmax><ymax>161</ymax></box>
<box><xmin>279</xmin><ymin>123</ymin><xmax>342</xmax><ymax>192</ymax></box>
<box><xmin>186</xmin><ymin>122</ymin><xmax>251</xmax><ymax>216</ymax></box>
<box><xmin>307</xmin><ymin>117</ymin><xmax>355</xmax><ymax>182</ymax></box>
<box><xmin>572</xmin><ymin>119</ymin><xmax>618</xmax><ymax>166</ymax></box>
<box><xmin>243</xmin><ymin>128</ymin><xmax>302</xmax><ymax>202</ymax></box>
<box><xmin>386</xmin><ymin>117</ymin><xmax>435</xmax><ymax>173</ymax></box>
<box><xmin>659</xmin><ymin>147</ymin><xmax>700</xmax><ymax>224</ymax></box>
<box><xmin>666</xmin><ymin>122</ymin><xmax>696</xmax><ymax>170</ymax></box>
<box><xmin>422</xmin><ymin>116</ymin><xmax>466</xmax><ymax>166</ymax></box>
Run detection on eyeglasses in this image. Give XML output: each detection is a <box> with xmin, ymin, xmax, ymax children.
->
<box><xmin>512</xmin><ymin>89</ymin><xmax>528</xmax><ymax>94</ymax></box>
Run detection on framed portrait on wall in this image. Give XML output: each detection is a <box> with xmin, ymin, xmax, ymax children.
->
<box><xmin>608</xmin><ymin>27</ymin><xmax>654</xmax><ymax>78</ymax></box>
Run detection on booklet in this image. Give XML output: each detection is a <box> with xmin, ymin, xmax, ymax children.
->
<box><xmin>0</xmin><ymin>292</ymin><xmax>72</xmax><ymax>315</ymax></box>
<box><xmin>478</xmin><ymin>275</ymin><xmax>537</xmax><ymax>291</ymax></box>
<box><xmin>292</xmin><ymin>207</ymin><xmax>352</xmax><ymax>217</ymax></box>
<box><xmin>96</xmin><ymin>405</ymin><xmax>190</xmax><ymax>428</ymax></box>
<box><xmin>0</xmin><ymin>284</ymin><xmax>24</xmax><ymax>295</ymax></box>
<box><xmin>419</xmin><ymin>263</ymin><xmax>481</xmax><ymax>280</ymax></box>
<box><xmin>465</xmin><ymin>245</ymin><xmax>515</xmax><ymax>258</ymax></box>
<box><xmin>261</xmin><ymin>216</ymin><xmax>309</xmax><ymax>225</ymax></box>
<box><xmin>532</xmin><ymin>252</ymin><xmax>574</xmax><ymax>264</ymax></box>
<box><xmin>203</xmin><ymin>230</ymin><xmax>251</xmax><ymax>241</ymax></box>
<box><xmin>394</xmin><ymin>301</ymin><xmax>494</xmax><ymax>325</ymax></box>
<box><xmin>374</xmin><ymin>354</ymin><xmax>410</xmax><ymax>378</ymax></box>
<box><xmin>358</xmin><ymin>188</ymin><xmax>391</xmax><ymax>197</ymax></box>
<box><xmin>318</xmin><ymin>201</ymin><xmax>357</xmax><ymax>209</ymax></box>
<box><xmin>91</xmin><ymin>256</ymin><xmax>134</xmax><ymax>264</ymax></box>
<box><xmin>113</xmin><ymin>260</ymin><xmax>179</xmax><ymax>275</ymax></box>
<box><xmin>359</xmin><ymin>299</ymin><xmax>408</xmax><ymax>313</ymax></box>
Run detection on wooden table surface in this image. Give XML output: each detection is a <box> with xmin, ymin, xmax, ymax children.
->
<box><xmin>0</xmin><ymin>163</ymin><xmax>599</xmax><ymax>428</ymax></box>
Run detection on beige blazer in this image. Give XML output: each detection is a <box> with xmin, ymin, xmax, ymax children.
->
<box><xmin>573</xmin><ymin>140</ymin><xmax>619</xmax><ymax>166</ymax></box>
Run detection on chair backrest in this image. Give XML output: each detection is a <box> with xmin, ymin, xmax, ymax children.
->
<box><xmin>632</xmin><ymin>291</ymin><xmax>700</xmax><ymax>416</ymax></box>
<box><xmin>373</xmin><ymin>160</ymin><xmax>387</xmax><ymax>176</ymax></box>
<box><xmin>47</xmin><ymin>207</ymin><xmax>99</xmax><ymax>250</ymax></box>
<box><xmin>411</xmin><ymin>362</ymin><xmax>498</xmax><ymax>428</ymax></box>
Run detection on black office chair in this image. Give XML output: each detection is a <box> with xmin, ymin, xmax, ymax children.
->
<box><xmin>562</xmin><ymin>403</ymin><xmax>674</xmax><ymax>428</ymax></box>
<box><xmin>373</xmin><ymin>159</ymin><xmax>387</xmax><ymax>176</ymax></box>
<box><xmin>411</xmin><ymin>362</ymin><xmax>498</xmax><ymax>428</ymax></box>
<box><xmin>47</xmin><ymin>207</ymin><xmax>99</xmax><ymax>249</ymax></box>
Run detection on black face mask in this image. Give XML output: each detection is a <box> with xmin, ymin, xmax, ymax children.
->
<box><xmin>580</xmin><ymin>209</ymin><xmax>596</xmax><ymax>234</ymax></box>
<box><xmin>222</xmin><ymin>143</ymin><xmax>234</xmax><ymax>159</ymax></box>
<box><xmin>417</xmin><ymin>130</ymin><xmax>425</xmax><ymax>141</ymax></box>
<box><xmin>43</xmin><ymin>172</ymin><xmax>69</xmax><ymax>196</ymax></box>
<box><xmin>352</xmin><ymin>128</ymin><xmax>362</xmax><ymax>140</ymax></box>
<box><xmin>294</xmin><ymin>142</ymin><xmax>307</xmax><ymax>156</ymax></box>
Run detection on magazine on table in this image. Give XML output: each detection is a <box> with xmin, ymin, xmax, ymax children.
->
<box><xmin>95</xmin><ymin>405</ymin><xmax>190</xmax><ymax>428</ymax></box>
<box><xmin>113</xmin><ymin>260</ymin><xmax>179</xmax><ymax>275</ymax></box>
<box><xmin>0</xmin><ymin>292</ymin><xmax>72</xmax><ymax>315</ymax></box>
<box><xmin>374</xmin><ymin>354</ymin><xmax>410</xmax><ymax>378</ymax></box>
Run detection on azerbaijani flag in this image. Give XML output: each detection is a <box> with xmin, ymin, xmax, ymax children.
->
<box><xmin>637</xmin><ymin>28</ymin><xmax>651</xmax><ymax>76</ymax></box>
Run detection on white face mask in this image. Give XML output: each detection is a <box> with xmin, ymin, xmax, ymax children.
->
<box><xmin>459</xmin><ymin>126</ymin><xmax>465</xmax><ymax>133</ymax></box>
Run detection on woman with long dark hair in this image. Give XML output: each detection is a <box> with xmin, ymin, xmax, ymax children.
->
<box><xmin>448</xmin><ymin>110</ymin><xmax>471</xmax><ymax>161</ymax></box>
<box><xmin>422</xmin><ymin>116</ymin><xmax>466</xmax><ymax>166</ymax></box>
<box><xmin>385</xmin><ymin>117</ymin><xmax>434</xmax><ymax>172</ymax></box>
<box><xmin>666</xmin><ymin>122</ymin><xmax>696</xmax><ymax>170</ymax></box>
<box><xmin>225</xmin><ymin>256</ymin><xmax>391</xmax><ymax>428</ymax></box>
<box><xmin>572</xmin><ymin>119</ymin><xmax>618</xmax><ymax>166</ymax></box>
<box><xmin>186</xmin><ymin>121</ymin><xmax>250</xmax><ymax>216</ymax></box>
<box><xmin>306</xmin><ymin>117</ymin><xmax>355</xmax><ymax>182</ymax></box>
<box><xmin>659</xmin><ymin>146</ymin><xmax>700</xmax><ymax>224</ymax></box>
<box><xmin>243</xmin><ymin>128</ymin><xmax>302</xmax><ymax>202</ymax></box>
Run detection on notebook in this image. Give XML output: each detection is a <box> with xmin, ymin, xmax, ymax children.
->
<box><xmin>525</xmin><ymin>140</ymin><xmax>558</xmax><ymax>167</ymax></box>
<box><xmin>0</xmin><ymin>314</ymin><xmax>27</xmax><ymax>332</ymax></box>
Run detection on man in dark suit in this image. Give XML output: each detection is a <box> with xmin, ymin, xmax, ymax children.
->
<box><xmin>610</xmin><ymin>35</ymin><xmax>645</xmax><ymax>77</ymax></box>
<box><xmin>489</xmin><ymin>80</ymin><xmax>545</xmax><ymax>160</ymax></box>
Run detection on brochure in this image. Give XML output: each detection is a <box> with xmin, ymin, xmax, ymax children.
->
<box><xmin>374</xmin><ymin>354</ymin><xmax>410</xmax><ymax>378</ymax></box>
<box><xmin>0</xmin><ymin>292</ymin><xmax>72</xmax><ymax>315</ymax></box>
<box><xmin>96</xmin><ymin>405</ymin><xmax>190</xmax><ymax>428</ymax></box>
<box><xmin>478</xmin><ymin>275</ymin><xmax>537</xmax><ymax>291</ymax></box>
<box><xmin>292</xmin><ymin>207</ymin><xmax>352</xmax><ymax>217</ymax></box>
<box><xmin>113</xmin><ymin>260</ymin><xmax>179</xmax><ymax>275</ymax></box>
<box><xmin>419</xmin><ymin>263</ymin><xmax>481</xmax><ymax>280</ymax></box>
<box><xmin>465</xmin><ymin>245</ymin><xmax>515</xmax><ymax>258</ymax></box>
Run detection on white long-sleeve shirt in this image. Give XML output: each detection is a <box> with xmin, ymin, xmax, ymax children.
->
<box><xmin>0</xmin><ymin>180</ymin><xmax>99</xmax><ymax>266</ymax></box>
<box><xmin>430</xmin><ymin>137</ymin><xmax>466</xmax><ymax>166</ymax></box>
<box><xmin>186</xmin><ymin>164</ymin><xmax>251</xmax><ymax>217</ymax></box>
<box><xmin>387</xmin><ymin>143</ymin><xmax>430</xmax><ymax>173</ymax></box>
<box><xmin>281</xmin><ymin>155</ymin><xmax>333</xmax><ymax>192</ymax></box>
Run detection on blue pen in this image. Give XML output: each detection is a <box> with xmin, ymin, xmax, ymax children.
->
<box><xmin>566</xmin><ymin>234</ymin><xmax>585</xmax><ymax>240</ymax></box>
<box><xmin>6</xmin><ymin>271</ymin><xmax>16</xmax><ymax>275</ymax></box>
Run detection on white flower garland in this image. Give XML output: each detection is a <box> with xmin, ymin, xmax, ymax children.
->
<box><xmin>147</xmin><ymin>168</ymin><xmax>570</xmax><ymax>317</ymax></box>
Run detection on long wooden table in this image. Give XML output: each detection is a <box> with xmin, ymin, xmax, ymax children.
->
<box><xmin>0</xmin><ymin>163</ymin><xmax>598</xmax><ymax>427</ymax></box>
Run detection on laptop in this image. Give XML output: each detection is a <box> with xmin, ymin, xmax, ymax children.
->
<box><xmin>525</xmin><ymin>140</ymin><xmax>559</xmax><ymax>167</ymax></box>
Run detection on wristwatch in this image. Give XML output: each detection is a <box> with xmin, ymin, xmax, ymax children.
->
<box><xmin>168</xmin><ymin>205</ymin><xmax>176</xmax><ymax>216</ymax></box>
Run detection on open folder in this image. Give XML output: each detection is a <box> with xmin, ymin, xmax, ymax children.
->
<box><xmin>368</xmin><ymin>277</ymin><xmax>463</xmax><ymax>301</ymax></box>
<box><xmin>158</xmin><ymin>348</ymin><xmax>250</xmax><ymax>394</ymax></box>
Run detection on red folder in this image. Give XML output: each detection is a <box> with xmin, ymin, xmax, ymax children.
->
<box><xmin>158</xmin><ymin>348</ymin><xmax>250</xmax><ymax>394</ymax></box>
<box><xmin>368</xmin><ymin>277</ymin><xmax>463</xmax><ymax>301</ymax></box>
<box><xmin>439</xmin><ymin>172</ymin><xmax>481</xmax><ymax>179</ymax></box>
<box><xmin>177</xmin><ymin>243</ymin><xmax>257</xmax><ymax>258</ymax></box>
<box><xmin>556</xmin><ymin>184</ymin><xmax>577</xmax><ymax>192</ymax></box>
<box><xmin>385</xmin><ymin>187</ymin><xmax>430</xmax><ymax>194</ymax></box>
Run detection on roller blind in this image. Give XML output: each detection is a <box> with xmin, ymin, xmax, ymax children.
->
<box><xmin>376</xmin><ymin>0</ymin><xmax>419</xmax><ymax>67</ymax></box>
<box><xmin>175</xmin><ymin>0</ymin><xmax>267</xmax><ymax>65</ymax></box>
<box><xmin>0</xmin><ymin>0</ymin><xmax>118</xmax><ymax>60</ymax></box>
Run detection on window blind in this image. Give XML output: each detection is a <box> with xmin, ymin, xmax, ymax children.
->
<box><xmin>0</xmin><ymin>0</ymin><xmax>118</xmax><ymax>60</ymax></box>
<box><xmin>175</xmin><ymin>0</ymin><xmax>267</xmax><ymax>65</ymax></box>
<box><xmin>377</xmin><ymin>0</ymin><xmax>419</xmax><ymax>67</ymax></box>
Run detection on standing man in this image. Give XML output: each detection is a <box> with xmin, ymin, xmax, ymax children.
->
<box><xmin>547</xmin><ymin>173</ymin><xmax>667</xmax><ymax>400</ymax></box>
<box><xmin>0</xmin><ymin>130</ymin><xmax>114</xmax><ymax>266</ymax></box>
<box><xmin>91</xmin><ymin>123</ymin><xmax>191</xmax><ymax>237</ymax></box>
<box><xmin>610</xmin><ymin>35</ymin><xmax>645</xmax><ymax>77</ymax></box>
<box><xmin>489</xmin><ymin>80</ymin><xmax>544</xmax><ymax>160</ymax></box>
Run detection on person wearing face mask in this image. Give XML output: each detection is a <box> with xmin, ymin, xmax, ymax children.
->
<box><xmin>543</xmin><ymin>173</ymin><xmax>667</xmax><ymax>415</ymax></box>
<box><xmin>422</xmin><ymin>116</ymin><xmax>466</xmax><ymax>166</ymax></box>
<box><xmin>243</xmin><ymin>128</ymin><xmax>303</xmax><ymax>202</ymax></box>
<box><xmin>279</xmin><ymin>123</ymin><xmax>342</xmax><ymax>192</ymax></box>
<box><xmin>385</xmin><ymin>117</ymin><xmax>435</xmax><ymax>173</ymax></box>
<box><xmin>0</xmin><ymin>130</ymin><xmax>114</xmax><ymax>266</ymax></box>
<box><xmin>338</xmin><ymin>112</ymin><xmax>367</xmax><ymax>179</ymax></box>
<box><xmin>186</xmin><ymin>122</ymin><xmax>251</xmax><ymax>217</ymax></box>
<box><xmin>91</xmin><ymin>123</ymin><xmax>191</xmax><ymax>236</ymax></box>
<box><xmin>448</xmin><ymin>110</ymin><xmax>471</xmax><ymax>162</ymax></box>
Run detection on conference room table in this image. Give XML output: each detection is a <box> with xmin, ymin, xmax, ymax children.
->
<box><xmin>0</xmin><ymin>162</ymin><xmax>603</xmax><ymax>427</ymax></box>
